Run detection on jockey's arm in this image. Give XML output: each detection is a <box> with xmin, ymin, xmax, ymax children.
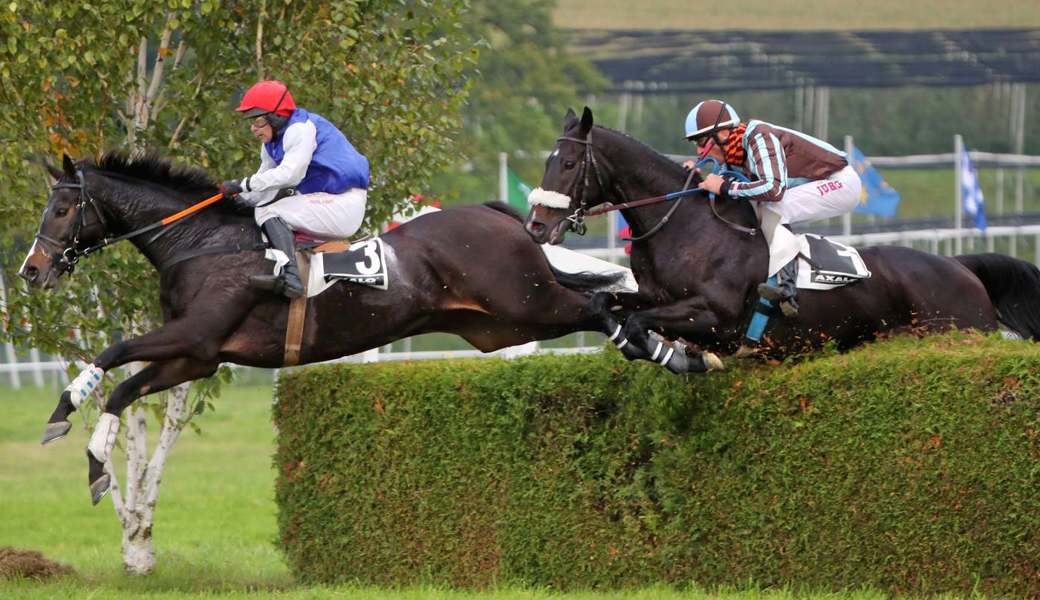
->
<box><xmin>237</xmin><ymin>120</ymin><xmax>318</xmax><ymax>204</ymax></box>
<box><xmin>724</xmin><ymin>130</ymin><xmax>787</xmax><ymax>203</ymax></box>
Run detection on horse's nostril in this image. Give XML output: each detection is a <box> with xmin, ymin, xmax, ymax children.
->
<box><xmin>528</xmin><ymin>221</ymin><xmax>545</xmax><ymax>235</ymax></box>
<box><xmin>21</xmin><ymin>265</ymin><xmax>38</xmax><ymax>283</ymax></box>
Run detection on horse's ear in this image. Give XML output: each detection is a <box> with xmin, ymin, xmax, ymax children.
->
<box><xmin>579</xmin><ymin>106</ymin><xmax>594</xmax><ymax>134</ymax></box>
<box><xmin>45</xmin><ymin>161</ymin><xmax>63</xmax><ymax>181</ymax></box>
<box><xmin>61</xmin><ymin>154</ymin><xmax>76</xmax><ymax>177</ymax></box>
<box><xmin>26</xmin><ymin>152</ymin><xmax>63</xmax><ymax>181</ymax></box>
<box><xmin>563</xmin><ymin>107</ymin><xmax>578</xmax><ymax>130</ymax></box>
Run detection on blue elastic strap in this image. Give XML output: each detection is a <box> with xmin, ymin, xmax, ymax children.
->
<box><xmin>745</xmin><ymin>274</ymin><xmax>778</xmax><ymax>343</ymax></box>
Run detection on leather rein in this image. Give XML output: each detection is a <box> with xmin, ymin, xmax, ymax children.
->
<box><xmin>557</xmin><ymin>131</ymin><xmax>757</xmax><ymax>240</ymax></box>
<box><xmin>37</xmin><ymin>169</ymin><xmax>263</xmax><ymax>276</ymax></box>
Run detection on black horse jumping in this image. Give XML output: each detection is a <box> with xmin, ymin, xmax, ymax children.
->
<box><xmin>20</xmin><ymin>152</ymin><xmax>621</xmax><ymax>504</ymax></box>
<box><xmin>525</xmin><ymin>108</ymin><xmax>1040</xmax><ymax>373</ymax></box>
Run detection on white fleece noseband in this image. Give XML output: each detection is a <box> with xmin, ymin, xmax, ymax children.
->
<box><xmin>527</xmin><ymin>188</ymin><xmax>572</xmax><ymax>209</ymax></box>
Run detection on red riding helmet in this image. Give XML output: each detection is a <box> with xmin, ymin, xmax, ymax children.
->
<box><xmin>236</xmin><ymin>80</ymin><xmax>297</xmax><ymax>118</ymax></box>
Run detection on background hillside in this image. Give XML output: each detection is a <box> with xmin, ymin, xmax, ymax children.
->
<box><xmin>553</xmin><ymin>0</ymin><xmax>1040</xmax><ymax>30</ymax></box>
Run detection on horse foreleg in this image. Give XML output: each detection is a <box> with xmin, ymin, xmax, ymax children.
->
<box><xmin>44</xmin><ymin>316</ymin><xmax>238</xmax><ymax>445</ymax></box>
<box><xmin>618</xmin><ymin>297</ymin><xmax>727</xmax><ymax>374</ymax></box>
<box><xmin>86</xmin><ymin>357</ymin><xmax>219</xmax><ymax>505</ymax></box>
<box><xmin>41</xmin><ymin>364</ymin><xmax>103</xmax><ymax>444</ymax></box>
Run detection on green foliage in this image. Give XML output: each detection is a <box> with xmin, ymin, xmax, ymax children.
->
<box><xmin>0</xmin><ymin>0</ymin><xmax>474</xmax><ymax>383</ymax></box>
<box><xmin>431</xmin><ymin>0</ymin><xmax>606</xmax><ymax>204</ymax></box>
<box><xmin>275</xmin><ymin>332</ymin><xmax>1040</xmax><ymax>595</ymax></box>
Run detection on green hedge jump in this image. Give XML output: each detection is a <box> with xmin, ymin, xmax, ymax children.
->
<box><xmin>274</xmin><ymin>333</ymin><xmax>1040</xmax><ymax>595</ymax></box>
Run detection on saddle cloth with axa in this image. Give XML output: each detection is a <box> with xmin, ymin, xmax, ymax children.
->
<box><xmin>745</xmin><ymin>234</ymin><xmax>870</xmax><ymax>343</ymax></box>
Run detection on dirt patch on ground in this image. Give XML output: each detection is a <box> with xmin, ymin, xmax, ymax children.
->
<box><xmin>0</xmin><ymin>547</ymin><xmax>76</xmax><ymax>581</ymax></box>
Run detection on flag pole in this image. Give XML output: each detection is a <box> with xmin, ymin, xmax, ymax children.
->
<box><xmin>498</xmin><ymin>152</ymin><xmax>508</xmax><ymax>205</ymax></box>
<box><xmin>954</xmin><ymin>134</ymin><xmax>964</xmax><ymax>255</ymax></box>
<box><xmin>843</xmin><ymin>135</ymin><xmax>853</xmax><ymax>237</ymax></box>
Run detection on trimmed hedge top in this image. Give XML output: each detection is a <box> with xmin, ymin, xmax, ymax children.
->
<box><xmin>274</xmin><ymin>333</ymin><xmax>1040</xmax><ymax>595</ymax></box>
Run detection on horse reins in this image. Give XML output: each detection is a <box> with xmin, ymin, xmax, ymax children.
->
<box><xmin>39</xmin><ymin>169</ymin><xmax>261</xmax><ymax>276</ymax></box>
<box><xmin>560</xmin><ymin>132</ymin><xmax>757</xmax><ymax>240</ymax></box>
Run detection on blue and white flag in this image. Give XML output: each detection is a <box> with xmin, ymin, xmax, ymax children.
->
<box><xmin>961</xmin><ymin>148</ymin><xmax>987</xmax><ymax>231</ymax></box>
<box><xmin>850</xmin><ymin>146</ymin><xmax>900</xmax><ymax>217</ymax></box>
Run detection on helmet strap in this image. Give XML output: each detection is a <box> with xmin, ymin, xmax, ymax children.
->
<box><xmin>266</xmin><ymin>113</ymin><xmax>289</xmax><ymax>133</ymax></box>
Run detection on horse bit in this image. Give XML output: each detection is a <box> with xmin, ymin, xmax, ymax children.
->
<box><xmin>35</xmin><ymin>169</ymin><xmax>108</xmax><ymax>276</ymax></box>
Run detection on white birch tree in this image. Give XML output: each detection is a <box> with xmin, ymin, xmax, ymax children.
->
<box><xmin>0</xmin><ymin>0</ymin><xmax>473</xmax><ymax>573</ymax></box>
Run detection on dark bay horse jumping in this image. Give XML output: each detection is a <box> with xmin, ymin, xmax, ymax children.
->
<box><xmin>525</xmin><ymin>108</ymin><xmax>1040</xmax><ymax>373</ymax></box>
<box><xmin>19</xmin><ymin>152</ymin><xmax>621</xmax><ymax>504</ymax></box>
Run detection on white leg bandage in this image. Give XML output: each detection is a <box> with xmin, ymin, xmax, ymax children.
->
<box><xmin>658</xmin><ymin>347</ymin><xmax>675</xmax><ymax>366</ymax></box>
<box><xmin>87</xmin><ymin>413</ymin><xmax>119</xmax><ymax>463</ymax></box>
<box><xmin>65</xmin><ymin>364</ymin><xmax>105</xmax><ymax>409</ymax></box>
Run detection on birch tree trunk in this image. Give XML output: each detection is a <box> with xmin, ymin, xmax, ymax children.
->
<box><xmin>102</xmin><ymin>378</ymin><xmax>191</xmax><ymax>574</ymax></box>
<box><xmin>100</xmin><ymin>22</ymin><xmax>193</xmax><ymax>574</ymax></box>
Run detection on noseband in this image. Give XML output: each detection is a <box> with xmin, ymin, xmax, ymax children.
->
<box><xmin>554</xmin><ymin>130</ymin><xmax>611</xmax><ymax>237</ymax></box>
<box><xmin>36</xmin><ymin>169</ymin><xmax>108</xmax><ymax>275</ymax></box>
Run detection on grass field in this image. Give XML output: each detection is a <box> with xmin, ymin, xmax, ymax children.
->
<box><xmin>553</xmin><ymin>0</ymin><xmax>1040</xmax><ymax>30</ymax></box>
<box><xmin>0</xmin><ymin>381</ymin><xmax>976</xmax><ymax>599</ymax></box>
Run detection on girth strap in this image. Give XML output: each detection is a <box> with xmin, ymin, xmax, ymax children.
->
<box><xmin>158</xmin><ymin>242</ymin><xmax>267</xmax><ymax>273</ymax></box>
<box><xmin>284</xmin><ymin>252</ymin><xmax>311</xmax><ymax>366</ymax></box>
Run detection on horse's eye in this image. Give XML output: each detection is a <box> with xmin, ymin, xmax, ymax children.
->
<box><xmin>55</xmin><ymin>207</ymin><xmax>68</xmax><ymax>217</ymax></box>
<box><xmin>564</xmin><ymin>160</ymin><xmax>576</xmax><ymax>169</ymax></box>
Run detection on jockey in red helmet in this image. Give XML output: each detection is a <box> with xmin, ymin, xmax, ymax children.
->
<box><xmin>220</xmin><ymin>80</ymin><xmax>370</xmax><ymax>299</ymax></box>
<box><xmin>684</xmin><ymin>99</ymin><xmax>862</xmax><ymax>317</ymax></box>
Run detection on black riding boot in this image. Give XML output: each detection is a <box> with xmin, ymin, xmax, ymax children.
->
<box><xmin>757</xmin><ymin>258</ymin><xmax>799</xmax><ymax>317</ymax></box>
<box><xmin>251</xmin><ymin>218</ymin><xmax>305</xmax><ymax>299</ymax></box>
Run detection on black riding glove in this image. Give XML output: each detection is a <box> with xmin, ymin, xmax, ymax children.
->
<box><xmin>718</xmin><ymin>177</ymin><xmax>733</xmax><ymax>201</ymax></box>
<box><xmin>219</xmin><ymin>180</ymin><xmax>243</xmax><ymax>198</ymax></box>
<box><xmin>220</xmin><ymin>180</ymin><xmax>254</xmax><ymax>212</ymax></box>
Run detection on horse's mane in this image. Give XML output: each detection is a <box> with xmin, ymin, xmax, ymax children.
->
<box><xmin>594</xmin><ymin>125</ymin><xmax>688</xmax><ymax>180</ymax></box>
<box><xmin>89</xmin><ymin>151</ymin><xmax>218</xmax><ymax>194</ymax></box>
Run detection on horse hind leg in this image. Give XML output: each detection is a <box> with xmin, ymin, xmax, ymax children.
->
<box><xmin>42</xmin><ymin>363</ymin><xmax>105</xmax><ymax>445</ymax></box>
<box><xmin>588</xmin><ymin>292</ymin><xmax>654</xmax><ymax>361</ymax></box>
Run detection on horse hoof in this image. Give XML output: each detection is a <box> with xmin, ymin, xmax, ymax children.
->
<box><xmin>702</xmin><ymin>352</ymin><xmax>725</xmax><ymax>371</ymax></box>
<box><xmin>41</xmin><ymin>421</ymin><xmax>72</xmax><ymax>445</ymax></box>
<box><xmin>733</xmin><ymin>345</ymin><xmax>758</xmax><ymax>359</ymax></box>
<box><xmin>89</xmin><ymin>473</ymin><xmax>111</xmax><ymax>506</ymax></box>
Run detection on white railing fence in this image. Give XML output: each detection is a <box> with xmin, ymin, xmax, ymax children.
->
<box><xmin>4</xmin><ymin>142</ymin><xmax>1039</xmax><ymax>387</ymax></box>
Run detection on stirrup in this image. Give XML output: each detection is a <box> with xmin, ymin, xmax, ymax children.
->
<box><xmin>250</xmin><ymin>274</ymin><xmax>304</xmax><ymax>298</ymax></box>
<box><xmin>757</xmin><ymin>282</ymin><xmax>786</xmax><ymax>303</ymax></box>
<box><xmin>250</xmin><ymin>274</ymin><xmax>281</xmax><ymax>292</ymax></box>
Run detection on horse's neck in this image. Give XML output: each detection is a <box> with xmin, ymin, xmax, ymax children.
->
<box><xmin>96</xmin><ymin>174</ymin><xmax>252</xmax><ymax>268</ymax></box>
<box><xmin>607</xmin><ymin>151</ymin><xmax>707</xmax><ymax>241</ymax></box>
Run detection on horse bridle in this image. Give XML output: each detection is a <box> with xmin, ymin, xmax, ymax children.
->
<box><xmin>554</xmin><ymin>129</ymin><xmax>612</xmax><ymax>237</ymax></box>
<box><xmin>36</xmin><ymin>169</ymin><xmax>109</xmax><ymax>275</ymax></box>
<box><xmin>556</xmin><ymin>129</ymin><xmax>753</xmax><ymax>242</ymax></box>
<box><xmin>36</xmin><ymin>168</ymin><xmax>267</xmax><ymax>277</ymax></box>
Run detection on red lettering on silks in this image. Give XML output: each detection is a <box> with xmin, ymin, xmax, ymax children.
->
<box><xmin>817</xmin><ymin>181</ymin><xmax>844</xmax><ymax>196</ymax></box>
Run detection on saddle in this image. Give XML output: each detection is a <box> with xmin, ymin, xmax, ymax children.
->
<box><xmin>266</xmin><ymin>236</ymin><xmax>390</xmax><ymax>299</ymax></box>
<box><xmin>744</xmin><ymin>233</ymin><xmax>871</xmax><ymax>344</ymax></box>
<box><xmin>277</xmin><ymin>236</ymin><xmax>389</xmax><ymax>366</ymax></box>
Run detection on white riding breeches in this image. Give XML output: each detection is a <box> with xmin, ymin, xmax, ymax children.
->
<box><xmin>757</xmin><ymin>165</ymin><xmax>862</xmax><ymax>277</ymax></box>
<box><xmin>255</xmin><ymin>188</ymin><xmax>367</xmax><ymax>240</ymax></box>
<box><xmin>766</xmin><ymin>165</ymin><xmax>862</xmax><ymax>225</ymax></box>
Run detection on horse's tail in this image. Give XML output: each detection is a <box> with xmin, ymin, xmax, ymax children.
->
<box><xmin>954</xmin><ymin>253</ymin><xmax>1040</xmax><ymax>340</ymax></box>
<box><xmin>481</xmin><ymin>201</ymin><xmax>626</xmax><ymax>294</ymax></box>
<box><xmin>482</xmin><ymin>200</ymin><xmax>525</xmax><ymax>221</ymax></box>
<box><xmin>548</xmin><ymin>266</ymin><xmax>627</xmax><ymax>294</ymax></box>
